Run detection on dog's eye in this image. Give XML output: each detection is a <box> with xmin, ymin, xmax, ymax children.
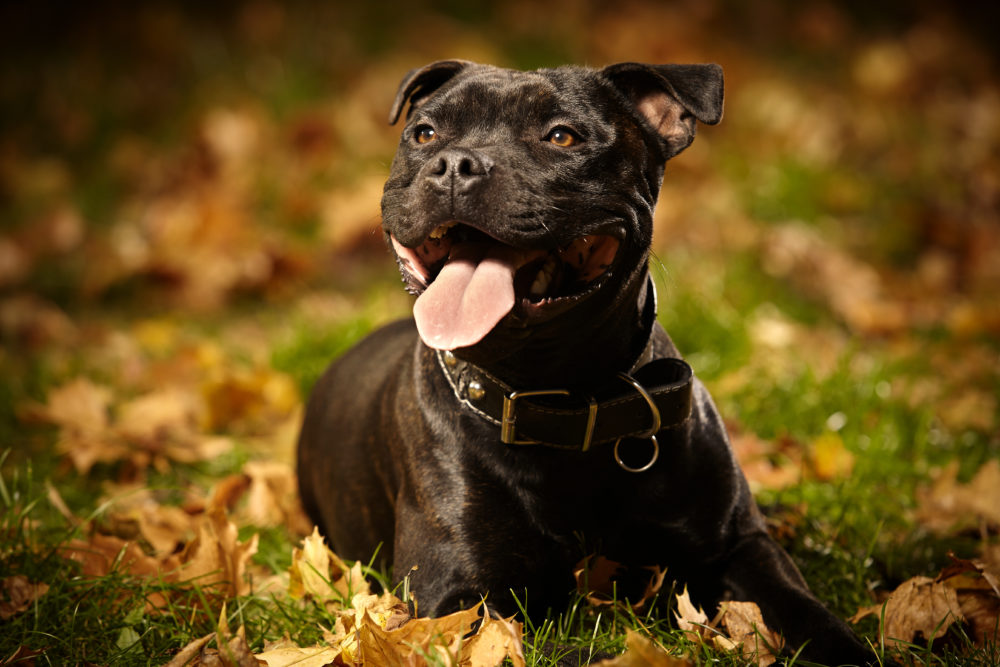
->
<box><xmin>414</xmin><ymin>126</ymin><xmax>437</xmax><ymax>144</ymax></box>
<box><xmin>546</xmin><ymin>127</ymin><xmax>579</xmax><ymax>148</ymax></box>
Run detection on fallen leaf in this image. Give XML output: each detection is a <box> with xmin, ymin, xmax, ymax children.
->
<box><xmin>178</xmin><ymin>508</ymin><xmax>259</xmax><ymax>598</ymax></box>
<box><xmin>728</xmin><ymin>426</ymin><xmax>803</xmax><ymax>492</ymax></box>
<box><xmin>288</xmin><ymin>528</ymin><xmax>341</xmax><ymax>602</ymax></box>
<box><xmin>851</xmin><ymin>576</ymin><xmax>964</xmax><ymax>646</ymax></box>
<box><xmin>916</xmin><ymin>460</ymin><xmax>1000</xmax><ymax>533</ymax></box>
<box><xmin>1</xmin><ymin>646</ymin><xmax>46</xmax><ymax>666</ymax></box>
<box><xmin>717</xmin><ymin>601</ymin><xmax>784</xmax><ymax>667</ymax></box>
<box><xmin>241</xmin><ymin>461</ymin><xmax>310</xmax><ymax>533</ymax></box>
<box><xmin>592</xmin><ymin>629</ymin><xmax>691</xmax><ymax>667</ymax></box>
<box><xmin>0</xmin><ymin>575</ymin><xmax>50</xmax><ymax>620</ymax></box>
<box><xmin>357</xmin><ymin>599</ymin><xmax>480</xmax><ymax>667</ymax></box>
<box><xmin>255</xmin><ymin>644</ymin><xmax>339</xmax><ymax>667</ymax></box>
<box><xmin>810</xmin><ymin>432</ymin><xmax>854</xmax><ymax>481</ymax></box>
<box><xmin>211</xmin><ymin>605</ymin><xmax>264</xmax><ymax>667</ymax></box>
<box><xmin>574</xmin><ymin>555</ymin><xmax>665</xmax><ymax>610</ymax></box>
<box><xmin>162</xmin><ymin>633</ymin><xmax>214</xmax><ymax>667</ymax></box>
<box><xmin>459</xmin><ymin>610</ymin><xmax>525</xmax><ymax>667</ymax></box>
<box><xmin>937</xmin><ymin>556</ymin><xmax>1000</xmax><ymax>646</ymax></box>
<box><xmin>673</xmin><ymin>586</ymin><xmax>710</xmax><ymax>639</ymax></box>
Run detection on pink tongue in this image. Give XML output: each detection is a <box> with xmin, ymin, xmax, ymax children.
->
<box><xmin>414</xmin><ymin>243</ymin><xmax>529</xmax><ymax>350</ymax></box>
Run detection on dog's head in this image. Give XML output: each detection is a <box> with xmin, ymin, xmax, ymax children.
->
<box><xmin>381</xmin><ymin>61</ymin><xmax>723</xmax><ymax>354</ymax></box>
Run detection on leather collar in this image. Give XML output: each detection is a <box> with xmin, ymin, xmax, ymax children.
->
<box><xmin>434</xmin><ymin>279</ymin><xmax>693</xmax><ymax>452</ymax></box>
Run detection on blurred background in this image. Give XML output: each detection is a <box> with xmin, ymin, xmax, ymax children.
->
<box><xmin>1</xmin><ymin>0</ymin><xmax>997</xmax><ymax>476</ymax></box>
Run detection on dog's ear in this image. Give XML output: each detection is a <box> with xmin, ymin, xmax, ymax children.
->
<box><xmin>602</xmin><ymin>63</ymin><xmax>724</xmax><ymax>158</ymax></box>
<box><xmin>389</xmin><ymin>60</ymin><xmax>473</xmax><ymax>125</ymax></box>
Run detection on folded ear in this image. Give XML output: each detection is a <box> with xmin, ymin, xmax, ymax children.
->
<box><xmin>388</xmin><ymin>59</ymin><xmax>473</xmax><ymax>125</ymax></box>
<box><xmin>602</xmin><ymin>63</ymin><xmax>724</xmax><ymax>158</ymax></box>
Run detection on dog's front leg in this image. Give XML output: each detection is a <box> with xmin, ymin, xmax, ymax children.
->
<box><xmin>717</xmin><ymin>530</ymin><xmax>874</xmax><ymax>665</ymax></box>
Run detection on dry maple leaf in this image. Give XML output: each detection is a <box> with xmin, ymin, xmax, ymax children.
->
<box><xmin>201</xmin><ymin>368</ymin><xmax>299</xmax><ymax>435</ymax></box>
<box><xmin>916</xmin><ymin>460</ymin><xmax>1000</xmax><ymax>534</ymax></box>
<box><xmin>0</xmin><ymin>575</ymin><xmax>50</xmax><ymax>620</ymax></box>
<box><xmin>672</xmin><ymin>588</ymin><xmax>783</xmax><ymax>666</ymax></box>
<box><xmin>240</xmin><ymin>461</ymin><xmax>311</xmax><ymax>533</ymax></box>
<box><xmin>459</xmin><ymin>609</ymin><xmax>526</xmax><ymax>667</ymax></box>
<box><xmin>288</xmin><ymin>528</ymin><xmax>369</xmax><ymax>604</ymax></box>
<box><xmin>716</xmin><ymin>601</ymin><xmax>784</xmax><ymax>667</ymax></box>
<box><xmin>937</xmin><ymin>556</ymin><xmax>1000</xmax><ymax>646</ymax></box>
<box><xmin>673</xmin><ymin>586</ymin><xmax>711</xmax><ymax>640</ymax></box>
<box><xmin>178</xmin><ymin>508</ymin><xmax>259</xmax><ymax>599</ymax></box>
<box><xmin>20</xmin><ymin>377</ymin><xmax>128</xmax><ymax>474</ymax></box>
<box><xmin>254</xmin><ymin>642</ymin><xmax>339</xmax><ymax>667</ymax></box>
<box><xmin>357</xmin><ymin>598</ymin><xmax>480</xmax><ymax>667</ymax></box>
<box><xmin>592</xmin><ymin>629</ymin><xmax>691</xmax><ymax>667</ymax></box>
<box><xmin>851</xmin><ymin>576</ymin><xmax>964</xmax><ymax>648</ymax></box>
<box><xmin>574</xmin><ymin>555</ymin><xmax>665</xmax><ymax>610</ymax></box>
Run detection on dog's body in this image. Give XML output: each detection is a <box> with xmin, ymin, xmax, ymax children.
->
<box><xmin>298</xmin><ymin>61</ymin><xmax>872</xmax><ymax>663</ymax></box>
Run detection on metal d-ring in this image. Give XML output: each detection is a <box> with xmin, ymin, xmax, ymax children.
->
<box><xmin>612</xmin><ymin>372</ymin><xmax>662</xmax><ymax>473</ymax></box>
<box><xmin>617</xmin><ymin>372</ymin><xmax>661</xmax><ymax>438</ymax></box>
<box><xmin>614</xmin><ymin>434</ymin><xmax>660</xmax><ymax>473</ymax></box>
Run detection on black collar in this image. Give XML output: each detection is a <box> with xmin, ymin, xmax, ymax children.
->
<box><xmin>434</xmin><ymin>279</ymin><xmax>693</xmax><ymax>454</ymax></box>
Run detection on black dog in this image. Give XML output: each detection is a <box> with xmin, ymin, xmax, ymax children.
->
<box><xmin>298</xmin><ymin>60</ymin><xmax>872</xmax><ymax>664</ymax></box>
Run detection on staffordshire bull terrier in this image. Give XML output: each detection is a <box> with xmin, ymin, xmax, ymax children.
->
<box><xmin>298</xmin><ymin>60</ymin><xmax>873</xmax><ymax>664</ymax></box>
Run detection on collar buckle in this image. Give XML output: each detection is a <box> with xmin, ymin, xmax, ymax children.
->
<box><xmin>501</xmin><ymin>389</ymin><xmax>598</xmax><ymax>451</ymax></box>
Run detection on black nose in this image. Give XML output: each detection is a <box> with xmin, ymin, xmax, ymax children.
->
<box><xmin>427</xmin><ymin>148</ymin><xmax>493</xmax><ymax>192</ymax></box>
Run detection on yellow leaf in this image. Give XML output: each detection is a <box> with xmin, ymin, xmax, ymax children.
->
<box><xmin>358</xmin><ymin>601</ymin><xmax>481</xmax><ymax>667</ymax></box>
<box><xmin>592</xmin><ymin>629</ymin><xmax>691</xmax><ymax>667</ymax></box>
<box><xmin>288</xmin><ymin>528</ymin><xmax>339</xmax><ymax>601</ymax></box>
<box><xmin>459</xmin><ymin>611</ymin><xmax>525</xmax><ymax>667</ymax></box>
<box><xmin>255</xmin><ymin>644</ymin><xmax>340</xmax><ymax>667</ymax></box>
<box><xmin>810</xmin><ymin>432</ymin><xmax>854</xmax><ymax>481</ymax></box>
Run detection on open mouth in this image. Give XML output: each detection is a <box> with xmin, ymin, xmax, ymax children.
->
<box><xmin>392</xmin><ymin>222</ymin><xmax>620</xmax><ymax>303</ymax></box>
<box><xmin>390</xmin><ymin>222</ymin><xmax>621</xmax><ymax>350</ymax></box>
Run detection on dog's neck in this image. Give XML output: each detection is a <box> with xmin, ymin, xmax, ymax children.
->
<box><xmin>448</xmin><ymin>268</ymin><xmax>656</xmax><ymax>391</ymax></box>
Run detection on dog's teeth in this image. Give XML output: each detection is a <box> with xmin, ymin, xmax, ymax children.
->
<box><xmin>529</xmin><ymin>257</ymin><xmax>558</xmax><ymax>297</ymax></box>
<box><xmin>529</xmin><ymin>272</ymin><xmax>550</xmax><ymax>297</ymax></box>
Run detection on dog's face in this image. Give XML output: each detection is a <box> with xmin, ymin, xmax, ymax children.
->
<box><xmin>381</xmin><ymin>61</ymin><xmax>723</xmax><ymax>353</ymax></box>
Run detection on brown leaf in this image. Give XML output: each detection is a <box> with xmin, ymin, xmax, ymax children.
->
<box><xmin>574</xmin><ymin>555</ymin><xmax>664</xmax><ymax>610</ymax></box>
<box><xmin>211</xmin><ymin>608</ymin><xmax>264</xmax><ymax>667</ymax></box>
<box><xmin>1</xmin><ymin>646</ymin><xmax>46</xmax><ymax>666</ymax></box>
<box><xmin>61</xmin><ymin>533</ymin><xmax>174</xmax><ymax>580</ymax></box>
<box><xmin>0</xmin><ymin>575</ymin><xmax>50</xmax><ymax>620</ymax></box>
<box><xmin>916</xmin><ymin>460</ymin><xmax>1000</xmax><ymax>534</ymax></box>
<box><xmin>728</xmin><ymin>427</ymin><xmax>802</xmax><ymax>492</ymax></box>
<box><xmin>717</xmin><ymin>601</ymin><xmax>784</xmax><ymax>667</ymax></box>
<box><xmin>851</xmin><ymin>576</ymin><xmax>964</xmax><ymax>646</ymax></box>
<box><xmin>592</xmin><ymin>629</ymin><xmax>691</xmax><ymax>667</ymax></box>
<box><xmin>161</xmin><ymin>633</ymin><xmax>214</xmax><ymax>667</ymax></box>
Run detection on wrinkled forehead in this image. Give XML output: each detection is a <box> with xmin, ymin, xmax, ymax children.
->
<box><xmin>414</xmin><ymin>66</ymin><xmax>608</xmax><ymax>128</ymax></box>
